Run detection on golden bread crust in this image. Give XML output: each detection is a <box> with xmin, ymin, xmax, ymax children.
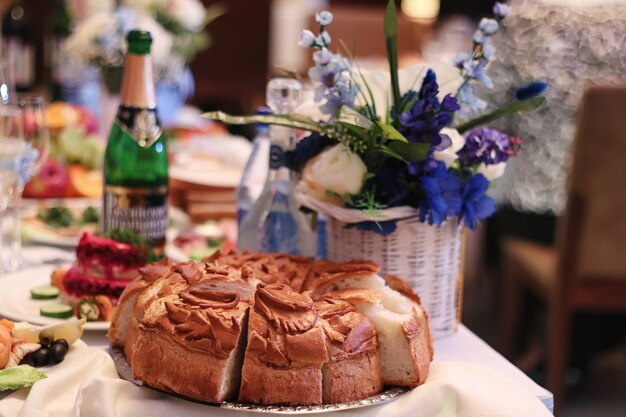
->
<box><xmin>110</xmin><ymin>253</ymin><xmax>433</xmax><ymax>405</ymax></box>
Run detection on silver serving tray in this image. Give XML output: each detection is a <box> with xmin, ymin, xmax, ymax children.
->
<box><xmin>110</xmin><ymin>346</ymin><xmax>407</xmax><ymax>414</ymax></box>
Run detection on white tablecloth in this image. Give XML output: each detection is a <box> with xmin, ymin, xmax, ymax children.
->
<box><xmin>0</xmin><ymin>344</ymin><xmax>552</xmax><ymax>417</ymax></box>
<box><xmin>0</xmin><ymin>246</ymin><xmax>554</xmax><ymax>416</ymax></box>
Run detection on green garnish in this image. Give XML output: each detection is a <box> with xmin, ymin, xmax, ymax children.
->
<box><xmin>0</xmin><ymin>365</ymin><xmax>47</xmax><ymax>391</ymax></box>
<box><xmin>81</xmin><ymin>206</ymin><xmax>99</xmax><ymax>224</ymax></box>
<box><xmin>99</xmin><ymin>228</ymin><xmax>160</xmax><ymax>262</ymax></box>
<box><xmin>37</xmin><ymin>206</ymin><xmax>75</xmax><ymax>228</ymax></box>
<box><xmin>37</xmin><ymin>205</ymin><xmax>99</xmax><ymax>228</ymax></box>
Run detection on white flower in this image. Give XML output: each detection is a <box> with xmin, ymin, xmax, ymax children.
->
<box><xmin>307</xmin><ymin>144</ymin><xmax>367</xmax><ymax>196</ymax></box>
<box><xmin>434</xmin><ymin>128</ymin><xmax>464</xmax><ymax>168</ymax></box>
<box><xmin>477</xmin><ymin>162</ymin><xmax>506</xmax><ymax>181</ymax></box>
<box><xmin>134</xmin><ymin>13</ymin><xmax>174</xmax><ymax>67</ymax></box>
<box><xmin>62</xmin><ymin>12</ymin><xmax>118</xmax><ymax>65</ymax></box>
<box><xmin>357</xmin><ymin>62</ymin><xmax>463</xmax><ymax>117</ymax></box>
<box><xmin>66</xmin><ymin>0</ymin><xmax>115</xmax><ymax>21</ymax></box>
<box><xmin>165</xmin><ymin>0</ymin><xmax>207</xmax><ymax>31</ymax></box>
<box><xmin>122</xmin><ymin>0</ymin><xmax>166</xmax><ymax>13</ymax></box>
<box><xmin>315</xmin><ymin>11</ymin><xmax>333</xmax><ymax>26</ymax></box>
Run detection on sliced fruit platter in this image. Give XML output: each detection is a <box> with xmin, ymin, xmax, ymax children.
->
<box><xmin>0</xmin><ymin>318</ymin><xmax>85</xmax><ymax>392</ymax></box>
<box><xmin>23</xmin><ymin>102</ymin><xmax>104</xmax><ymax>200</ymax></box>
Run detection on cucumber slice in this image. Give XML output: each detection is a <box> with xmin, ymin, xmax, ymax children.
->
<box><xmin>40</xmin><ymin>304</ymin><xmax>74</xmax><ymax>319</ymax></box>
<box><xmin>30</xmin><ymin>285</ymin><xmax>60</xmax><ymax>300</ymax></box>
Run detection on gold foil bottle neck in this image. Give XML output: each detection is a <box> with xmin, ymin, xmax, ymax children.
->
<box><xmin>119</xmin><ymin>54</ymin><xmax>157</xmax><ymax>109</ymax></box>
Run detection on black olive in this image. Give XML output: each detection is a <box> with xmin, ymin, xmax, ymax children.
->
<box><xmin>32</xmin><ymin>347</ymin><xmax>49</xmax><ymax>367</ymax></box>
<box><xmin>53</xmin><ymin>339</ymin><xmax>69</xmax><ymax>350</ymax></box>
<box><xmin>48</xmin><ymin>343</ymin><xmax>68</xmax><ymax>364</ymax></box>
<box><xmin>20</xmin><ymin>352</ymin><xmax>35</xmax><ymax>366</ymax></box>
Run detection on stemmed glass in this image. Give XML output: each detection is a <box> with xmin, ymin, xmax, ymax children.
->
<box><xmin>0</xmin><ymin>98</ymin><xmax>24</xmax><ymax>272</ymax></box>
<box><xmin>0</xmin><ymin>95</ymin><xmax>50</xmax><ymax>272</ymax></box>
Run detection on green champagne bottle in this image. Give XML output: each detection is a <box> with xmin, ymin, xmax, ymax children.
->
<box><xmin>102</xmin><ymin>30</ymin><xmax>168</xmax><ymax>255</ymax></box>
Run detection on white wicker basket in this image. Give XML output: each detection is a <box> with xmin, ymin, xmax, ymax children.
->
<box><xmin>325</xmin><ymin>215</ymin><xmax>465</xmax><ymax>339</ymax></box>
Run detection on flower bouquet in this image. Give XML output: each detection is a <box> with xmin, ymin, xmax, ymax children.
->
<box><xmin>205</xmin><ymin>1</ymin><xmax>546</xmax><ymax>336</ymax></box>
<box><xmin>62</xmin><ymin>0</ymin><xmax>224</xmax><ymax>93</ymax></box>
<box><xmin>60</xmin><ymin>0</ymin><xmax>224</xmax><ymax>130</ymax></box>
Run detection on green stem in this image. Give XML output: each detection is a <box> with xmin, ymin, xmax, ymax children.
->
<box><xmin>384</xmin><ymin>0</ymin><xmax>401</xmax><ymax>129</ymax></box>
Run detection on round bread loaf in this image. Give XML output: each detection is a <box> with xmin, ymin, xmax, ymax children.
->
<box><xmin>108</xmin><ymin>251</ymin><xmax>433</xmax><ymax>405</ymax></box>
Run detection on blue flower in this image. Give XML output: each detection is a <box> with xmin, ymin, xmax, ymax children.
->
<box><xmin>456</xmin><ymin>84</ymin><xmax>487</xmax><ymax>120</ymax></box>
<box><xmin>515</xmin><ymin>81</ymin><xmax>548</xmax><ymax>101</ymax></box>
<box><xmin>418</xmin><ymin>161</ymin><xmax>463</xmax><ymax>226</ymax></box>
<box><xmin>398</xmin><ymin>70</ymin><xmax>460</xmax><ymax>151</ymax></box>
<box><xmin>457</xmin><ymin>128</ymin><xmax>512</xmax><ymax>166</ymax></box>
<box><xmin>315</xmin><ymin>11</ymin><xmax>333</xmax><ymax>26</ymax></box>
<box><xmin>354</xmin><ymin>220</ymin><xmax>397</xmax><ymax>236</ymax></box>
<box><xmin>493</xmin><ymin>2</ymin><xmax>511</xmax><ymax>20</ymax></box>
<box><xmin>284</xmin><ymin>133</ymin><xmax>332</xmax><ymax>171</ymax></box>
<box><xmin>355</xmin><ymin>160</ymin><xmax>409</xmax><ymax>208</ymax></box>
<box><xmin>460</xmin><ymin>174</ymin><xmax>496</xmax><ymax>229</ymax></box>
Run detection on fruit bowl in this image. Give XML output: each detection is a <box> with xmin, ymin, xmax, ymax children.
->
<box><xmin>23</xmin><ymin>102</ymin><xmax>105</xmax><ymax>200</ymax></box>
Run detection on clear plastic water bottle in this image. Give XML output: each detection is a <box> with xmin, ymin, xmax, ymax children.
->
<box><xmin>237</xmin><ymin>78</ymin><xmax>316</xmax><ymax>256</ymax></box>
<box><xmin>236</xmin><ymin>107</ymin><xmax>272</xmax><ymax>226</ymax></box>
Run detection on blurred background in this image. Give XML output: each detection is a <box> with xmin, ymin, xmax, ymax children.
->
<box><xmin>0</xmin><ymin>1</ymin><xmax>624</xmax><ymax>415</ymax></box>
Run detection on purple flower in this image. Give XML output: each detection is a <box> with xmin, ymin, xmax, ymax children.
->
<box><xmin>515</xmin><ymin>81</ymin><xmax>548</xmax><ymax>101</ymax></box>
<box><xmin>317</xmin><ymin>31</ymin><xmax>331</xmax><ymax>47</ymax></box>
<box><xmin>493</xmin><ymin>2</ymin><xmax>511</xmax><ymax>20</ymax></box>
<box><xmin>398</xmin><ymin>69</ymin><xmax>460</xmax><ymax>151</ymax></box>
<box><xmin>457</xmin><ymin>128</ymin><xmax>513</xmax><ymax>166</ymax></box>
<box><xmin>478</xmin><ymin>18</ymin><xmax>499</xmax><ymax>36</ymax></box>
<box><xmin>460</xmin><ymin>174</ymin><xmax>496</xmax><ymax>229</ymax></box>
<box><xmin>297</xmin><ymin>30</ymin><xmax>316</xmax><ymax>48</ymax></box>
<box><xmin>418</xmin><ymin>161</ymin><xmax>463</xmax><ymax>226</ymax></box>
<box><xmin>313</xmin><ymin>49</ymin><xmax>333</xmax><ymax>65</ymax></box>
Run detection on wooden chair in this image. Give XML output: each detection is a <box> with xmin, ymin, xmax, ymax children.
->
<box><xmin>499</xmin><ymin>84</ymin><xmax>626</xmax><ymax>416</ymax></box>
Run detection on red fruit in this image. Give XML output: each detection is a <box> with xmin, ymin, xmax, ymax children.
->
<box><xmin>72</xmin><ymin>105</ymin><xmax>98</xmax><ymax>134</ymax></box>
<box><xmin>23</xmin><ymin>158</ymin><xmax>68</xmax><ymax>199</ymax></box>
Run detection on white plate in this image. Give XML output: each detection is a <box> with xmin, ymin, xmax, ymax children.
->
<box><xmin>21</xmin><ymin>199</ymin><xmax>101</xmax><ymax>248</ymax></box>
<box><xmin>0</xmin><ymin>265</ymin><xmax>109</xmax><ymax>331</ymax></box>
<box><xmin>169</xmin><ymin>134</ymin><xmax>250</xmax><ymax>188</ymax></box>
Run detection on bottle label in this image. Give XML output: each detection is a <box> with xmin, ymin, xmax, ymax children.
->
<box><xmin>103</xmin><ymin>185</ymin><xmax>168</xmax><ymax>251</ymax></box>
<box><xmin>116</xmin><ymin>105</ymin><xmax>163</xmax><ymax>148</ymax></box>
<box><xmin>269</xmin><ymin>144</ymin><xmax>284</xmax><ymax>169</ymax></box>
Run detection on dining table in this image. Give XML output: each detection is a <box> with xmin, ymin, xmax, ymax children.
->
<box><xmin>0</xmin><ymin>244</ymin><xmax>555</xmax><ymax>417</ymax></box>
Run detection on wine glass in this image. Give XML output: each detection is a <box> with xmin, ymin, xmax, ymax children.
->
<box><xmin>1</xmin><ymin>94</ymin><xmax>50</xmax><ymax>272</ymax></box>
<box><xmin>0</xmin><ymin>102</ymin><xmax>25</xmax><ymax>273</ymax></box>
<box><xmin>16</xmin><ymin>95</ymin><xmax>50</xmax><ymax>181</ymax></box>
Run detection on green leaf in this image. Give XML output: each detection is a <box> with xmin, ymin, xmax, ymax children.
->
<box><xmin>388</xmin><ymin>141</ymin><xmax>430</xmax><ymax>161</ymax></box>
<box><xmin>0</xmin><ymin>365</ymin><xmax>47</xmax><ymax>391</ymax></box>
<box><xmin>337</xmin><ymin>106</ymin><xmax>374</xmax><ymax>130</ymax></box>
<box><xmin>377</xmin><ymin>122</ymin><xmax>408</xmax><ymax>142</ymax></box>
<box><xmin>383</xmin><ymin>0</ymin><xmax>398</xmax><ymax>37</ymax></box>
<box><xmin>362</xmin><ymin>172</ymin><xmax>376</xmax><ymax>182</ymax></box>
<box><xmin>456</xmin><ymin>96</ymin><xmax>546</xmax><ymax>133</ymax></box>
<box><xmin>203</xmin><ymin>111</ymin><xmax>322</xmax><ymax>133</ymax></box>
<box><xmin>384</xmin><ymin>0</ymin><xmax>401</xmax><ymax>128</ymax></box>
<box><xmin>380</xmin><ymin>144</ymin><xmax>406</xmax><ymax>162</ymax></box>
